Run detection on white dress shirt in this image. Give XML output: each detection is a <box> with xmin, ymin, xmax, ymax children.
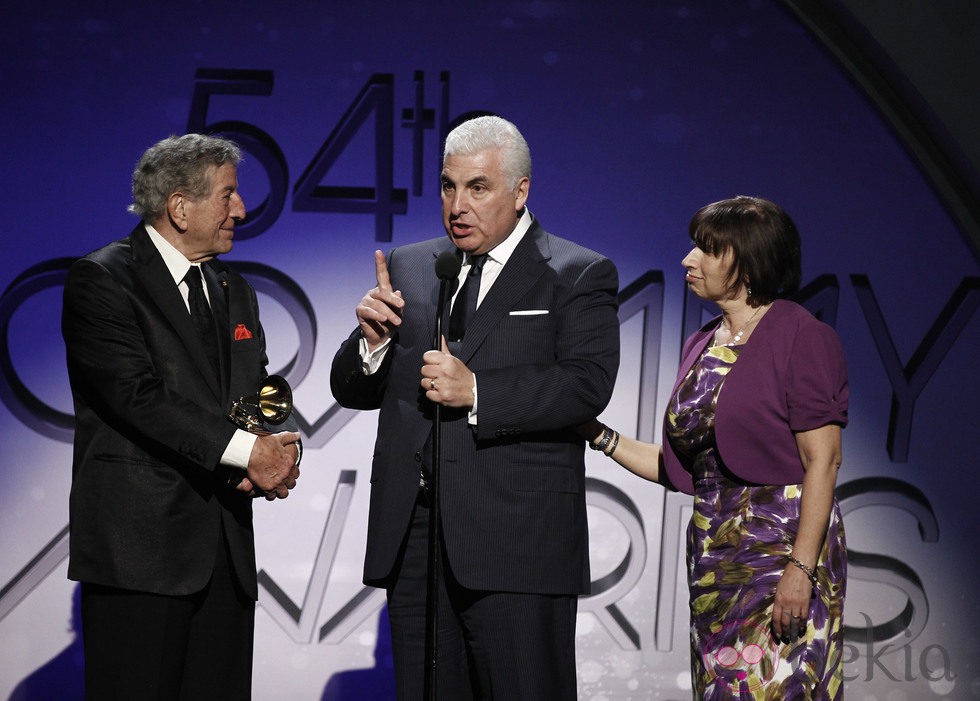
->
<box><xmin>145</xmin><ymin>225</ymin><xmax>255</xmax><ymax>469</ymax></box>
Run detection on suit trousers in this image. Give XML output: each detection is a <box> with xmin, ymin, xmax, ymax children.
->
<box><xmin>80</xmin><ymin>521</ymin><xmax>255</xmax><ymax>700</ymax></box>
<box><xmin>386</xmin><ymin>489</ymin><xmax>578</xmax><ymax>700</ymax></box>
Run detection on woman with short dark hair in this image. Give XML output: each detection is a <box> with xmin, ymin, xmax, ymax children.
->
<box><xmin>585</xmin><ymin>196</ymin><xmax>848</xmax><ymax>699</ymax></box>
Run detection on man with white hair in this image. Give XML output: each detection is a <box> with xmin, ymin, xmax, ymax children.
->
<box><xmin>331</xmin><ymin>116</ymin><xmax>620</xmax><ymax>699</ymax></box>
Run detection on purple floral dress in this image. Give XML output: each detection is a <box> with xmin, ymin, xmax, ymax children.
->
<box><xmin>665</xmin><ymin>344</ymin><xmax>846</xmax><ymax>700</ymax></box>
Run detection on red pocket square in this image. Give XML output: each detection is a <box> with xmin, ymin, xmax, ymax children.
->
<box><xmin>234</xmin><ymin>323</ymin><xmax>253</xmax><ymax>340</ymax></box>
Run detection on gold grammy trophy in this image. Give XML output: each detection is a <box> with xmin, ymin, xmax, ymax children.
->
<box><xmin>228</xmin><ymin>374</ymin><xmax>293</xmax><ymax>433</ymax></box>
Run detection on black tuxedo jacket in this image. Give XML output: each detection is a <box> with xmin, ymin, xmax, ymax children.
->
<box><xmin>331</xmin><ymin>220</ymin><xmax>620</xmax><ymax>595</ymax></box>
<box><xmin>63</xmin><ymin>224</ymin><xmax>278</xmax><ymax>599</ymax></box>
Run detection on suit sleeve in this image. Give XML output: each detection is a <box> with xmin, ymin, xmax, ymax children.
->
<box><xmin>329</xmin><ymin>247</ymin><xmax>398</xmax><ymax>410</ymax></box>
<box><xmin>63</xmin><ymin>258</ymin><xmax>236</xmax><ymax>470</ymax></box>
<box><xmin>329</xmin><ymin>327</ymin><xmax>393</xmax><ymax>410</ymax></box>
<box><xmin>474</xmin><ymin>255</ymin><xmax>620</xmax><ymax>438</ymax></box>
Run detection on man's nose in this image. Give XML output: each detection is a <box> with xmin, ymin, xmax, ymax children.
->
<box><xmin>231</xmin><ymin>193</ymin><xmax>246</xmax><ymax>221</ymax></box>
<box><xmin>449</xmin><ymin>191</ymin><xmax>468</xmax><ymax>215</ymax></box>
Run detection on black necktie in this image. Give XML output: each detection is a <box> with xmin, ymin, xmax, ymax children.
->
<box><xmin>448</xmin><ymin>253</ymin><xmax>487</xmax><ymax>342</ymax></box>
<box><xmin>184</xmin><ymin>266</ymin><xmax>220</xmax><ymax>377</ymax></box>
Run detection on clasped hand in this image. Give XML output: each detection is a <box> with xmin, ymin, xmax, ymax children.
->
<box><xmin>237</xmin><ymin>431</ymin><xmax>301</xmax><ymax>500</ymax></box>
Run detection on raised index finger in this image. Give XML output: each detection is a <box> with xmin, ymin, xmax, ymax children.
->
<box><xmin>374</xmin><ymin>250</ymin><xmax>392</xmax><ymax>292</ymax></box>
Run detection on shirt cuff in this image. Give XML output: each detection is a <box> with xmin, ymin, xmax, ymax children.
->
<box><xmin>221</xmin><ymin>429</ymin><xmax>257</xmax><ymax>469</ymax></box>
<box><xmin>358</xmin><ymin>335</ymin><xmax>392</xmax><ymax>375</ymax></box>
<box><xmin>468</xmin><ymin>374</ymin><xmax>478</xmax><ymax>426</ymax></box>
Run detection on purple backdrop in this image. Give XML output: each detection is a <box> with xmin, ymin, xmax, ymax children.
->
<box><xmin>2</xmin><ymin>1</ymin><xmax>977</xmax><ymax>698</ymax></box>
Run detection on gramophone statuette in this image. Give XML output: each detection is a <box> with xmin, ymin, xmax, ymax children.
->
<box><xmin>228</xmin><ymin>375</ymin><xmax>293</xmax><ymax>433</ymax></box>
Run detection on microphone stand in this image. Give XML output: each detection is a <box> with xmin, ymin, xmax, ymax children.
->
<box><xmin>425</xmin><ymin>253</ymin><xmax>460</xmax><ymax>700</ymax></box>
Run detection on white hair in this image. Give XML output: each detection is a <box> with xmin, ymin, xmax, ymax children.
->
<box><xmin>443</xmin><ymin>116</ymin><xmax>531</xmax><ymax>189</ymax></box>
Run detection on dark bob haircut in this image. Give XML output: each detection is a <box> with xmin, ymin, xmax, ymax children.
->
<box><xmin>689</xmin><ymin>195</ymin><xmax>802</xmax><ymax>306</ymax></box>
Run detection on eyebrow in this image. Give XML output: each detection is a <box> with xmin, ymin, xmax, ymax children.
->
<box><xmin>467</xmin><ymin>176</ymin><xmax>489</xmax><ymax>186</ymax></box>
<box><xmin>440</xmin><ymin>174</ymin><xmax>491</xmax><ymax>188</ymax></box>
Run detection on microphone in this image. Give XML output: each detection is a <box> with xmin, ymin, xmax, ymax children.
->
<box><xmin>433</xmin><ymin>251</ymin><xmax>461</xmax><ymax>348</ymax></box>
<box><xmin>435</xmin><ymin>250</ymin><xmax>461</xmax><ymax>281</ymax></box>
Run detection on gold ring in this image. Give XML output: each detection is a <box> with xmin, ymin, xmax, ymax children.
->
<box><xmin>430</xmin><ymin>379</ymin><xmax>437</xmax><ymax>390</ymax></box>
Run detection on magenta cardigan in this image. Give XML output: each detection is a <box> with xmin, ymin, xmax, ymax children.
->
<box><xmin>661</xmin><ymin>300</ymin><xmax>848</xmax><ymax>495</ymax></box>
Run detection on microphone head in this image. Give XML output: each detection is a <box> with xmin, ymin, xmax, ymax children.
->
<box><xmin>435</xmin><ymin>251</ymin><xmax>462</xmax><ymax>281</ymax></box>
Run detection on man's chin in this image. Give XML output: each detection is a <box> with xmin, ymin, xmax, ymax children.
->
<box><xmin>447</xmin><ymin>233</ymin><xmax>478</xmax><ymax>252</ymax></box>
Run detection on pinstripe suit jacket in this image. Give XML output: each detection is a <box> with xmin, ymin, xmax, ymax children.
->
<box><xmin>331</xmin><ymin>220</ymin><xmax>620</xmax><ymax>595</ymax></box>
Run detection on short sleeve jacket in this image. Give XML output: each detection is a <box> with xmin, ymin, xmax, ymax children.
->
<box><xmin>662</xmin><ymin>300</ymin><xmax>848</xmax><ymax>495</ymax></box>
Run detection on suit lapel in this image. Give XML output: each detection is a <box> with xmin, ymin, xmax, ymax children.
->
<box><xmin>457</xmin><ymin>223</ymin><xmax>550</xmax><ymax>364</ymax></box>
<box><xmin>130</xmin><ymin>226</ymin><xmax>223</xmax><ymax>402</ymax></box>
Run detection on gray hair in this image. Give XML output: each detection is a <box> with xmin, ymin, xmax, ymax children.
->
<box><xmin>443</xmin><ymin>116</ymin><xmax>531</xmax><ymax>190</ymax></box>
<box><xmin>129</xmin><ymin>133</ymin><xmax>242</xmax><ymax>220</ymax></box>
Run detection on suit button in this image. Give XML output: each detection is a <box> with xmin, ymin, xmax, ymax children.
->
<box><xmin>414</xmin><ymin>451</ymin><xmax>423</xmax><ymax>462</ymax></box>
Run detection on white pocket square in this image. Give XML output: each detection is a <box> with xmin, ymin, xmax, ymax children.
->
<box><xmin>509</xmin><ymin>309</ymin><xmax>549</xmax><ymax>316</ymax></box>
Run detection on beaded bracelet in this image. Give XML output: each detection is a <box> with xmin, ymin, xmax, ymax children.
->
<box><xmin>788</xmin><ymin>556</ymin><xmax>818</xmax><ymax>587</ymax></box>
<box><xmin>606</xmin><ymin>431</ymin><xmax>620</xmax><ymax>457</ymax></box>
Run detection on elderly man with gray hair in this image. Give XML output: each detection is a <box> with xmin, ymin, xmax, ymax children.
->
<box><xmin>331</xmin><ymin>116</ymin><xmax>620</xmax><ymax>699</ymax></box>
<box><xmin>63</xmin><ymin>133</ymin><xmax>301</xmax><ymax>700</ymax></box>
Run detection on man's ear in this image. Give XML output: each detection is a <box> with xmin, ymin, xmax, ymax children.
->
<box><xmin>167</xmin><ymin>192</ymin><xmax>187</xmax><ymax>232</ymax></box>
<box><xmin>514</xmin><ymin>176</ymin><xmax>530</xmax><ymax>212</ymax></box>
